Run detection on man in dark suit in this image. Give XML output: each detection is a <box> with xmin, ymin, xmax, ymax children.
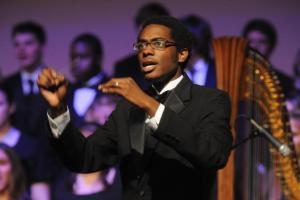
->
<box><xmin>181</xmin><ymin>15</ymin><xmax>216</xmax><ymax>88</ymax></box>
<box><xmin>38</xmin><ymin>16</ymin><xmax>232</xmax><ymax>200</ymax></box>
<box><xmin>67</xmin><ymin>33</ymin><xmax>109</xmax><ymax>127</ymax></box>
<box><xmin>242</xmin><ymin>18</ymin><xmax>294</xmax><ymax>99</ymax></box>
<box><xmin>3</xmin><ymin>21</ymin><xmax>51</xmax><ymax>200</ymax></box>
<box><xmin>3</xmin><ymin>21</ymin><xmax>48</xmax><ymax>138</ymax></box>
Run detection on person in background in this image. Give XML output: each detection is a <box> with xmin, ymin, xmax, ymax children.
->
<box><xmin>2</xmin><ymin>21</ymin><xmax>52</xmax><ymax>200</ymax></box>
<box><xmin>3</xmin><ymin>21</ymin><xmax>48</xmax><ymax>138</ymax></box>
<box><xmin>238</xmin><ymin>18</ymin><xmax>290</xmax><ymax>199</ymax></box>
<box><xmin>181</xmin><ymin>14</ymin><xmax>216</xmax><ymax>88</ymax></box>
<box><xmin>113</xmin><ymin>2</ymin><xmax>170</xmax><ymax>89</ymax></box>
<box><xmin>70</xmin><ymin>33</ymin><xmax>109</xmax><ymax>88</ymax></box>
<box><xmin>67</xmin><ymin>33</ymin><xmax>109</xmax><ymax>127</ymax></box>
<box><xmin>242</xmin><ymin>18</ymin><xmax>294</xmax><ymax>99</ymax></box>
<box><xmin>0</xmin><ymin>143</ymin><xmax>29</xmax><ymax>200</ymax></box>
<box><xmin>0</xmin><ymin>84</ymin><xmax>53</xmax><ymax>200</ymax></box>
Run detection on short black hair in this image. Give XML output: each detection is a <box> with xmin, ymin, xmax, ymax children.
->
<box><xmin>139</xmin><ymin>16</ymin><xmax>194</xmax><ymax>69</ymax></box>
<box><xmin>242</xmin><ymin>19</ymin><xmax>277</xmax><ymax>52</ymax></box>
<box><xmin>181</xmin><ymin>14</ymin><xmax>213</xmax><ymax>60</ymax></box>
<box><xmin>71</xmin><ymin>33</ymin><xmax>103</xmax><ymax>61</ymax></box>
<box><xmin>134</xmin><ymin>2</ymin><xmax>170</xmax><ymax>28</ymax></box>
<box><xmin>11</xmin><ymin>21</ymin><xmax>46</xmax><ymax>45</ymax></box>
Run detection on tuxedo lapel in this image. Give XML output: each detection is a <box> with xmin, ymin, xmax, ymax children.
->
<box><xmin>129</xmin><ymin>106</ymin><xmax>146</xmax><ymax>154</ymax></box>
<box><xmin>164</xmin><ymin>74</ymin><xmax>192</xmax><ymax>114</ymax></box>
<box><xmin>164</xmin><ymin>91</ymin><xmax>185</xmax><ymax>114</ymax></box>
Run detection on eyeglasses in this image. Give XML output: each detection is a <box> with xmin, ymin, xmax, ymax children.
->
<box><xmin>133</xmin><ymin>39</ymin><xmax>176</xmax><ymax>52</ymax></box>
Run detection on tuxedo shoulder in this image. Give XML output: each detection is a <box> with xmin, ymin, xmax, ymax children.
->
<box><xmin>189</xmin><ymin>85</ymin><xmax>231</xmax><ymax>112</ymax></box>
<box><xmin>192</xmin><ymin>84</ymin><xmax>229</xmax><ymax>98</ymax></box>
<box><xmin>2</xmin><ymin>72</ymin><xmax>21</xmax><ymax>88</ymax></box>
<box><xmin>3</xmin><ymin>72</ymin><xmax>21</xmax><ymax>83</ymax></box>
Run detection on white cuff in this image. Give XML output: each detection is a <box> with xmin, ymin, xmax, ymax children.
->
<box><xmin>47</xmin><ymin>108</ymin><xmax>70</xmax><ymax>138</ymax></box>
<box><xmin>145</xmin><ymin>104</ymin><xmax>165</xmax><ymax>130</ymax></box>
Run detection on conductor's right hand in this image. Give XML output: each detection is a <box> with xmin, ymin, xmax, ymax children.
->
<box><xmin>37</xmin><ymin>67</ymin><xmax>68</xmax><ymax>109</ymax></box>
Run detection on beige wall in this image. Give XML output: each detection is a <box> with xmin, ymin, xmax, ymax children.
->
<box><xmin>1</xmin><ymin>0</ymin><xmax>299</xmax><ymax>79</ymax></box>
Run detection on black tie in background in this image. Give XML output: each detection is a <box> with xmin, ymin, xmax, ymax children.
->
<box><xmin>28</xmin><ymin>79</ymin><xmax>35</xmax><ymax>96</ymax></box>
<box><xmin>26</xmin><ymin>79</ymin><xmax>35</xmax><ymax>134</ymax></box>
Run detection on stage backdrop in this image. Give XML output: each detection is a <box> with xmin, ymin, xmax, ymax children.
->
<box><xmin>1</xmin><ymin>0</ymin><xmax>299</xmax><ymax>80</ymax></box>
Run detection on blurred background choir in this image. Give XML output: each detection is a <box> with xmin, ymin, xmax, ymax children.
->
<box><xmin>0</xmin><ymin>2</ymin><xmax>299</xmax><ymax>200</ymax></box>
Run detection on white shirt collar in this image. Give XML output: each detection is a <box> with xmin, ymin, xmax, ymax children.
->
<box><xmin>21</xmin><ymin>65</ymin><xmax>43</xmax><ymax>81</ymax></box>
<box><xmin>153</xmin><ymin>75</ymin><xmax>183</xmax><ymax>95</ymax></box>
<box><xmin>21</xmin><ymin>65</ymin><xmax>43</xmax><ymax>94</ymax></box>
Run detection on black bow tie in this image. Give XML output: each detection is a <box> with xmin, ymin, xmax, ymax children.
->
<box><xmin>155</xmin><ymin>90</ymin><xmax>171</xmax><ymax>103</ymax></box>
<box><xmin>28</xmin><ymin>79</ymin><xmax>35</xmax><ymax>95</ymax></box>
<box><xmin>146</xmin><ymin>85</ymin><xmax>172</xmax><ymax>103</ymax></box>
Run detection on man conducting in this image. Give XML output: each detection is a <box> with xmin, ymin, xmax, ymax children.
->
<box><xmin>38</xmin><ymin>16</ymin><xmax>232</xmax><ymax>200</ymax></box>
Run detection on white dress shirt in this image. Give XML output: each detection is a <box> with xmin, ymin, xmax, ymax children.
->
<box><xmin>73</xmin><ymin>73</ymin><xmax>105</xmax><ymax>116</ymax></box>
<box><xmin>21</xmin><ymin>66</ymin><xmax>43</xmax><ymax>95</ymax></box>
<box><xmin>145</xmin><ymin>75</ymin><xmax>183</xmax><ymax>130</ymax></box>
<box><xmin>48</xmin><ymin>75</ymin><xmax>183</xmax><ymax>138</ymax></box>
<box><xmin>73</xmin><ymin>88</ymin><xmax>97</xmax><ymax>117</ymax></box>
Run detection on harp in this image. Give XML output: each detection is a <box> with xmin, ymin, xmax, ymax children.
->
<box><xmin>213</xmin><ymin>37</ymin><xmax>300</xmax><ymax>200</ymax></box>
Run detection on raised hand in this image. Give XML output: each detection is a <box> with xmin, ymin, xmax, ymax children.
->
<box><xmin>37</xmin><ymin>67</ymin><xmax>68</xmax><ymax>109</ymax></box>
<box><xmin>98</xmin><ymin>77</ymin><xmax>159</xmax><ymax>117</ymax></box>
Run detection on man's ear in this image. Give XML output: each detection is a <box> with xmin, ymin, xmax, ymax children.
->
<box><xmin>177</xmin><ymin>48</ymin><xmax>189</xmax><ymax>63</ymax></box>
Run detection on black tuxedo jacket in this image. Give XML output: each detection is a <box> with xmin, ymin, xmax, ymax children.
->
<box><xmin>3</xmin><ymin>72</ymin><xmax>48</xmax><ymax>137</ymax></box>
<box><xmin>49</xmin><ymin>75</ymin><xmax>232</xmax><ymax>200</ymax></box>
